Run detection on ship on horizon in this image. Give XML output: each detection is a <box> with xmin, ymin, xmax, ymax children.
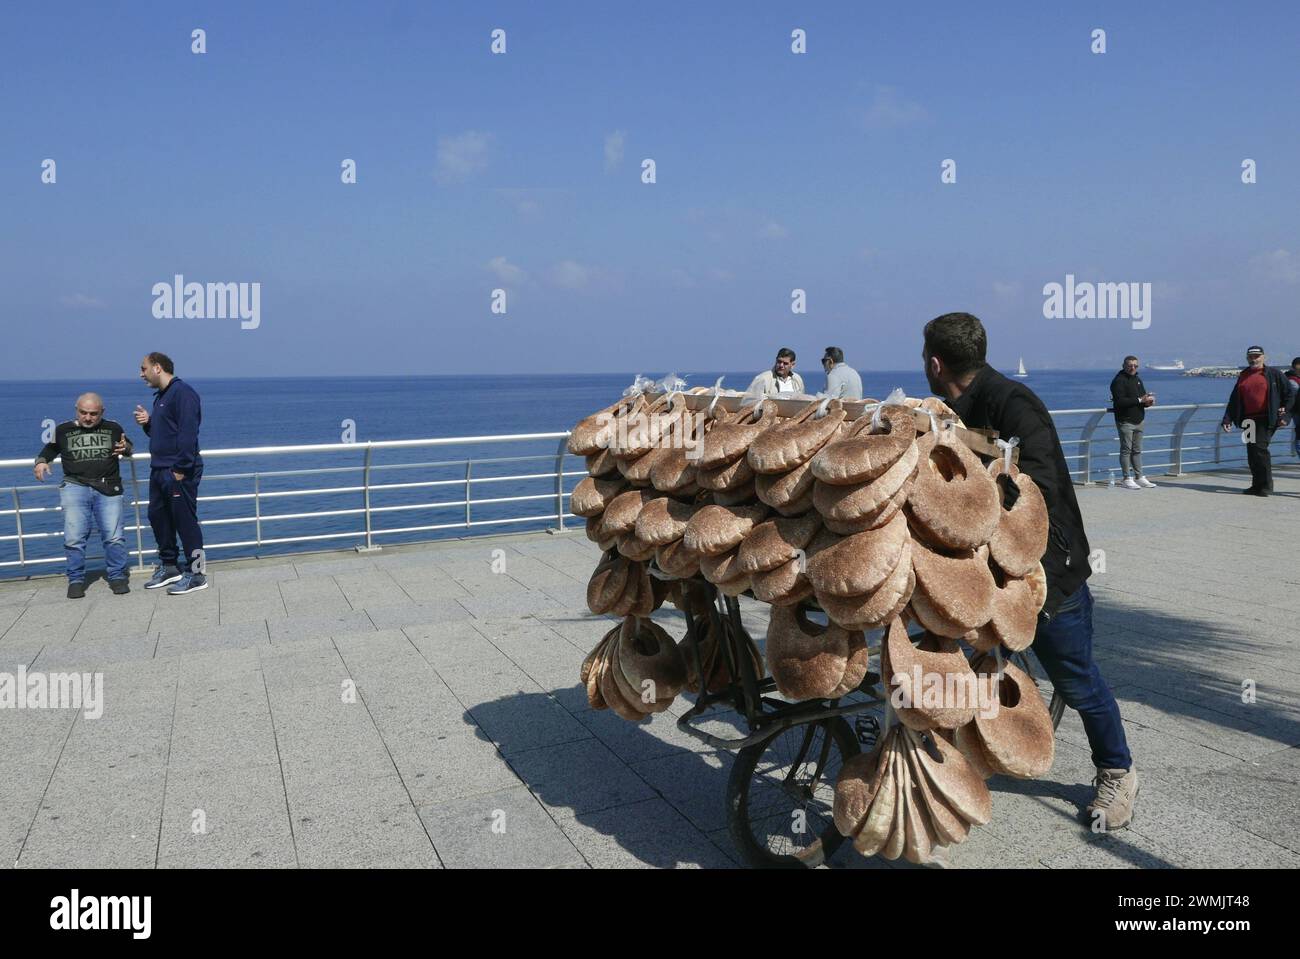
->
<box><xmin>1146</xmin><ymin>359</ymin><xmax>1185</xmax><ymax>371</ymax></box>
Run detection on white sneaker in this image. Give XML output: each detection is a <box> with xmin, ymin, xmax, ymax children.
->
<box><xmin>1122</xmin><ymin>477</ymin><xmax>1140</xmax><ymax>490</ymax></box>
<box><xmin>1136</xmin><ymin>476</ymin><xmax>1156</xmax><ymax>488</ymax></box>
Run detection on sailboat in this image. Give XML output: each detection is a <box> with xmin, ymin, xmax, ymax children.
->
<box><xmin>1014</xmin><ymin>357</ymin><xmax>1028</xmax><ymax>378</ymax></box>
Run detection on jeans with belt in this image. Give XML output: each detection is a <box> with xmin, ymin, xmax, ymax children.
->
<box><xmin>1030</xmin><ymin>582</ymin><xmax>1132</xmax><ymax>770</ymax></box>
<box><xmin>61</xmin><ymin>481</ymin><xmax>129</xmax><ymax>583</ymax></box>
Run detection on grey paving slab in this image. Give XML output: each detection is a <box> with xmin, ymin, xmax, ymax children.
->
<box><xmin>155</xmin><ymin>621</ymin><xmax>270</xmax><ymax>657</ymax></box>
<box><xmin>402</xmin><ymin>620</ymin><xmax>513</xmax><ymax>671</ymax></box>
<box><xmin>382</xmin><ymin>727</ymin><xmax>523</xmax><ymax>807</ymax></box>
<box><xmin>266</xmin><ymin>610</ymin><xmax>375</xmax><ymax>644</ymax></box>
<box><xmin>364</xmin><ymin>599</ymin><xmax>474</xmax><ymax>630</ymax></box>
<box><xmin>506</xmin><ymin>738</ymin><xmax>657</xmax><ymax>818</ymax></box>
<box><xmin>557</xmin><ymin>797</ymin><xmax>735</xmax><ymax>869</ymax></box>
<box><xmin>628</xmin><ymin>750</ymin><xmax>735</xmax><ymax>834</ymax></box>
<box><xmin>417</xmin><ymin>784</ymin><xmax>584</xmax><ymax>869</ymax></box>
<box><xmin>454</xmin><ymin>685</ymin><xmax>592</xmax><ymax>757</ymax></box>
<box><xmin>288</xmin><ymin>773</ymin><xmax>438</xmax><ymax>869</ymax></box>
<box><xmin>157</xmin><ymin>765</ymin><xmax>296</xmax><ymax>868</ymax></box>
<box><xmin>18</xmin><ymin>768</ymin><xmax>166</xmax><ymax>868</ymax></box>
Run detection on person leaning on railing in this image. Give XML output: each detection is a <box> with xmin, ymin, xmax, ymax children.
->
<box><xmin>1109</xmin><ymin>355</ymin><xmax>1156</xmax><ymax>490</ymax></box>
<box><xmin>33</xmin><ymin>393</ymin><xmax>134</xmax><ymax>599</ymax></box>
<box><xmin>1220</xmin><ymin>345</ymin><xmax>1292</xmax><ymax>497</ymax></box>
<box><xmin>921</xmin><ymin>311</ymin><xmax>1139</xmax><ymax>832</ymax></box>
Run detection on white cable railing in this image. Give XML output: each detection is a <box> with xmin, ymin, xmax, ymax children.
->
<box><xmin>0</xmin><ymin>405</ymin><xmax>1293</xmax><ymax>577</ymax></box>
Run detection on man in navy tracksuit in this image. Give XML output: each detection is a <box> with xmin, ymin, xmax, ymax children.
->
<box><xmin>134</xmin><ymin>352</ymin><xmax>207</xmax><ymax>594</ymax></box>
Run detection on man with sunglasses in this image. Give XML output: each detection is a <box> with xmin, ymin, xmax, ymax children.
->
<box><xmin>821</xmin><ymin>346</ymin><xmax>863</xmax><ymax>400</ymax></box>
<box><xmin>33</xmin><ymin>393</ymin><xmax>134</xmax><ymax>598</ymax></box>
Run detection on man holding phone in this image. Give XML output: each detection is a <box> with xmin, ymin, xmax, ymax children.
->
<box><xmin>135</xmin><ymin>352</ymin><xmax>207</xmax><ymax>594</ymax></box>
<box><xmin>1109</xmin><ymin>356</ymin><xmax>1156</xmax><ymax>489</ymax></box>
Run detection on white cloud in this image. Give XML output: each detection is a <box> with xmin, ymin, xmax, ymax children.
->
<box><xmin>550</xmin><ymin>260</ymin><xmax>593</xmax><ymax>290</ymax></box>
<box><xmin>487</xmin><ymin>256</ymin><xmax>526</xmax><ymax>285</ymax></box>
<box><xmin>759</xmin><ymin>221</ymin><xmax>788</xmax><ymax>240</ymax></box>
<box><xmin>435</xmin><ymin>131</ymin><xmax>492</xmax><ymax>184</ymax></box>
<box><xmin>862</xmin><ymin>85</ymin><xmax>928</xmax><ymax>130</ymax></box>
<box><xmin>60</xmin><ymin>293</ymin><xmax>105</xmax><ymax>309</ymax></box>
<box><xmin>992</xmin><ymin>281</ymin><xmax>1022</xmax><ymax>299</ymax></box>
<box><xmin>1251</xmin><ymin>249</ymin><xmax>1300</xmax><ymax>284</ymax></box>
<box><xmin>604</xmin><ymin>130</ymin><xmax>626</xmax><ymax>172</ymax></box>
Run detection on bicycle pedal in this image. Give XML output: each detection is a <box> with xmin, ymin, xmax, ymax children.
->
<box><xmin>853</xmin><ymin>714</ymin><xmax>880</xmax><ymax>747</ymax></box>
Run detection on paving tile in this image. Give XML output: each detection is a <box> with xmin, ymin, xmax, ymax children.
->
<box><xmin>557</xmin><ymin>797</ymin><xmax>735</xmax><ymax>868</ymax></box>
<box><xmin>417</xmin><ymin>784</ymin><xmax>583</xmax><ymax>869</ymax></box>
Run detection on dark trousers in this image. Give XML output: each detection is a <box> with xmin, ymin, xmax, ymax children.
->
<box><xmin>149</xmin><ymin>465</ymin><xmax>204</xmax><ymax>571</ymax></box>
<box><xmin>1245</xmin><ymin>417</ymin><xmax>1274</xmax><ymax>491</ymax></box>
<box><xmin>1031</xmin><ymin>583</ymin><xmax>1132</xmax><ymax>771</ymax></box>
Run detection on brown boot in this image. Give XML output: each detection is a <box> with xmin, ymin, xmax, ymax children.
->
<box><xmin>1086</xmin><ymin>764</ymin><xmax>1139</xmax><ymax>831</ymax></box>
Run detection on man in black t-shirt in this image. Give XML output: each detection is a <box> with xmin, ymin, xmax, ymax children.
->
<box><xmin>34</xmin><ymin>393</ymin><xmax>134</xmax><ymax>598</ymax></box>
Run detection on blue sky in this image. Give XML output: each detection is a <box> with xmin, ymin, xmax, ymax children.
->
<box><xmin>3</xmin><ymin>0</ymin><xmax>1298</xmax><ymax>378</ymax></box>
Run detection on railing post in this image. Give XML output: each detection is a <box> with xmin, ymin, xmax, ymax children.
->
<box><xmin>464</xmin><ymin>461</ymin><xmax>472</xmax><ymax>529</ymax></box>
<box><xmin>1214</xmin><ymin>418</ymin><xmax>1222</xmax><ymax>464</ymax></box>
<box><xmin>254</xmin><ymin>473</ymin><xmax>262</xmax><ymax>550</ymax></box>
<box><xmin>128</xmin><ymin>457</ymin><xmax>145</xmax><ymax>569</ymax></box>
<box><xmin>555</xmin><ymin>437</ymin><xmax>567</xmax><ymax>532</ymax></box>
<box><xmin>1168</xmin><ymin>407</ymin><xmax>1198</xmax><ymax>476</ymax></box>
<box><xmin>11</xmin><ymin>489</ymin><xmax>25</xmax><ymax>571</ymax></box>
<box><xmin>354</xmin><ymin>444</ymin><xmax>381</xmax><ymax>553</ymax></box>
<box><xmin>1078</xmin><ymin>411</ymin><xmax>1106</xmax><ymax>485</ymax></box>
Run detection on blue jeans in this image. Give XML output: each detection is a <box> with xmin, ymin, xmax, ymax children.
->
<box><xmin>1031</xmin><ymin>583</ymin><xmax>1132</xmax><ymax>770</ymax></box>
<box><xmin>61</xmin><ymin>482</ymin><xmax>130</xmax><ymax>583</ymax></box>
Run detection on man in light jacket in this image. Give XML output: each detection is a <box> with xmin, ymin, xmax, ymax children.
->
<box><xmin>822</xmin><ymin>346</ymin><xmax>863</xmax><ymax>400</ymax></box>
<box><xmin>747</xmin><ymin>348</ymin><xmax>804</xmax><ymax>396</ymax></box>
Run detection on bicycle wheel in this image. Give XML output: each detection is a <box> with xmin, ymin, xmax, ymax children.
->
<box><xmin>1011</xmin><ymin>648</ymin><xmax>1066</xmax><ymax>730</ymax></box>
<box><xmin>725</xmin><ymin>716</ymin><xmax>860</xmax><ymax>868</ymax></box>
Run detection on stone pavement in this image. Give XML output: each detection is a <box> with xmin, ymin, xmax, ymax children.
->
<box><xmin>1</xmin><ymin>465</ymin><xmax>1297</xmax><ymax>869</ymax></box>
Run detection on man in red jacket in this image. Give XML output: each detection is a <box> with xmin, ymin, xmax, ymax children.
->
<box><xmin>1221</xmin><ymin>346</ymin><xmax>1292</xmax><ymax>496</ymax></box>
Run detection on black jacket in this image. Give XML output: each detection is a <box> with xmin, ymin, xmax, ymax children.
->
<box><xmin>950</xmin><ymin>365</ymin><xmax>1090</xmax><ymax>619</ymax></box>
<box><xmin>142</xmin><ymin>378</ymin><xmax>203</xmax><ymax>472</ymax></box>
<box><xmin>1222</xmin><ymin>365</ymin><xmax>1290</xmax><ymax>431</ymax></box>
<box><xmin>35</xmin><ymin>420</ymin><xmax>133</xmax><ymax>496</ymax></box>
<box><xmin>1109</xmin><ymin>370</ymin><xmax>1147</xmax><ymax>425</ymax></box>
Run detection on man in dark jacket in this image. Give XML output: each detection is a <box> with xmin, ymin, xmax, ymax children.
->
<box><xmin>1286</xmin><ymin>358</ymin><xmax>1300</xmax><ymax>459</ymax></box>
<box><xmin>922</xmin><ymin>312</ymin><xmax>1137</xmax><ymax>830</ymax></box>
<box><xmin>1109</xmin><ymin>356</ymin><xmax>1156</xmax><ymax>489</ymax></box>
<box><xmin>33</xmin><ymin>393</ymin><xmax>134</xmax><ymax>598</ymax></box>
<box><xmin>134</xmin><ymin>352</ymin><xmax>207</xmax><ymax>594</ymax></box>
<box><xmin>1221</xmin><ymin>346</ymin><xmax>1291</xmax><ymax>496</ymax></box>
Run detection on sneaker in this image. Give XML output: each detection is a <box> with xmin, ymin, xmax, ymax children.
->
<box><xmin>1136</xmin><ymin>476</ymin><xmax>1157</xmax><ymax>489</ymax></box>
<box><xmin>1242</xmin><ymin>486</ymin><xmax>1260</xmax><ymax>494</ymax></box>
<box><xmin>1086</xmin><ymin>764</ymin><xmax>1139</xmax><ymax>831</ymax></box>
<box><xmin>67</xmin><ymin>581</ymin><xmax>86</xmax><ymax>600</ymax></box>
<box><xmin>1121</xmin><ymin>477</ymin><xmax>1140</xmax><ymax>490</ymax></box>
<box><xmin>166</xmin><ymin>572</ymin><xmax>208</xmax><ymax>595</ymax></box>
<box><xmin>144</xmin><ymin>565</ymin><xmax>183</xmax><ymax>589</ymax></box>
<box><xmin>109</xmin><ymin>579</ymin><xmax>130</xmax><ymax>595</ymax></box>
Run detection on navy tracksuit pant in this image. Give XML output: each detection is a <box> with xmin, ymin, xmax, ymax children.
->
<box><xmin>149</xmin><ymin>465</ymin><xmax>204</xmax><ymax>571</ymax></box>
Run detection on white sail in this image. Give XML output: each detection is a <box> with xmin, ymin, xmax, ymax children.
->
<box><xmin>1016</xmin><ymin>356</ymin><xmax>1028</xmax><ymax>377</ymax></box>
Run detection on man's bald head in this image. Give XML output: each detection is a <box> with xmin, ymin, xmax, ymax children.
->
<box><xmin>75</xmin><ymin>393</ymin><xmax>104</xmax><ymax>427</ymax></box>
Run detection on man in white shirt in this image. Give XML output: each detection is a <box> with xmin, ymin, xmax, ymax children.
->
<box><xmin>747</xmin><ymin>348</ymin><xmax>805</xmax><ymax>396</ymax></box>
<box><xmin>822</xmin><ymin>346</ymin><xmax>863</xmax><ymax>400</ymax></box>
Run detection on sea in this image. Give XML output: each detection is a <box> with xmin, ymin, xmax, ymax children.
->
<box><xmin>0</xmin><ymin>369</ymin><xmax>1243</xmax><ymax>577</ymax></box>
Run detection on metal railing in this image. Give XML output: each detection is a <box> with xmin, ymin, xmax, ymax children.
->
<box><xmin>1</xmin><ymin>405</ymin><xmax>1295</xmax><ymax>577</ymax></box>
<box><xmin>0</xmin><ymin>433</ymin><xmax>583</xmax><ymax>575</ymax></box>
<box><xmin>1050</xmin><ymin>402</ymin><xmax>1297</xmax><ymax>484</ymax></box>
